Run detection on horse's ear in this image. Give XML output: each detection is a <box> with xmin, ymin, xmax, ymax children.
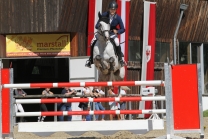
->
<box><xmin>98</xmin><ymin>12</ymin><xmax>102</xmax><ymax>19</ymax></box>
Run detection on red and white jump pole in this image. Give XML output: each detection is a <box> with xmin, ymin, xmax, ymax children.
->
<box><xmin>15</xmin><ymin>96</ymin><xmax>166</xmax><ymax>104</ymax></box>
<box><xmin>15</xmin><ymin>109</ymin><xmax>166</xmax><ymax>117</ymax></box>
<box><xmin>3</xmin><ymin>80</ymin><xmax>164</xmax><ymax>89</ymax></box>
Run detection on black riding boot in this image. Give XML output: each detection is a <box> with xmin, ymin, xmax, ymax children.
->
<box><xmin>85</xmin><ymin>41</ymin><xmax>96</xmax><ymax>68</ymax></box>
<box><xmin>116</xmin><ymin>45</ymin><xmax>126</xmax><ymax>67</ymax></box>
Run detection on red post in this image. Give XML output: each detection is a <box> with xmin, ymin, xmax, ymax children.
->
<box><xmin>1</xmin><ymin>69</ymin><xmax>10</xmax><ymax>135</ymax></box>
<box><xmin>87</xmin><ymin>0</ymin><xmax>96</xmax><ymax>56</ymax></box>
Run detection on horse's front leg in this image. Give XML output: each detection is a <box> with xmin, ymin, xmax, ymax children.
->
<box><xmin>95</xmin><ymin>55</ymin><xmax>107</xmax><ymax>70</ymax></box>
<box><xmin>109</xmin><ymin>57</ymin><xmax>115</xmax><ymax>72</ymax></box>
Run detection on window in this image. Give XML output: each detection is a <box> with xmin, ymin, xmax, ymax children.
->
<box><xmin>179</xmin><ymin>42</ymin><xmax>189</xmax><ymax>64</ymax></box>
<box><xmin>179</xmin><ymin>42</ymin><xmax>201</xmax><ymax>64</ymax></box>
<box><xmin>128</xmin><ymin>41</ymin><xmax>170</xmax><ymax>63</ymax></box>
<box><xmin>155</xmin><ymin>42</ymin><xmax>170</xmax><ymax>62</ymax></box>
<box><xmin>203</xmin><ymin>43</ymin><xmax>208</xmax><ymax>94</ymax></box>
<box><xmin>128</xmin><ymin>40</ymin><xmax>142</xmax><ymax>62</ymax></box>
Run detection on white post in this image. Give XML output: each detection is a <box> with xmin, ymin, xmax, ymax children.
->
<box><xmin>148</xmin><ymin>87</ymin><xmax>160</xmax><ymax>119</ymax></box>
<box><xmin>9</xmin><ymin>69</ymin><xmax>14</xmax><ymax>139</ymax></box>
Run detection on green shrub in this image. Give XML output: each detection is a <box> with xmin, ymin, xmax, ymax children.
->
<box><xmin>203</xmin><ymin>110</ymin><xmax>208</xmax><ymax>117</ymax></box>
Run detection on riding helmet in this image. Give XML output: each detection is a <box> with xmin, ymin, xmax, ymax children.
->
<box><xmin>108</xmin><ymin>1</ymin><xmax>118</xmax><ymax>10</ymax></box>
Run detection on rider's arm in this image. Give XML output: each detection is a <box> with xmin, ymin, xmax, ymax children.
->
<box><xmin>117</xmin><ymin>16</ymin><xmax>125</xmax><ymax>34</ymax></box>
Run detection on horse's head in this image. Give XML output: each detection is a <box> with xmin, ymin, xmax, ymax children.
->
<box><xmin>98</xmin><ymin>12</ymin><xmax>110</xmax><ymax>40</ymax></box>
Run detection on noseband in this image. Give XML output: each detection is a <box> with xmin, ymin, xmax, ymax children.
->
<box><xmin>97</xmin><ymin>25</ymin><xmax>110</xmax><ymax>40</ymax></box>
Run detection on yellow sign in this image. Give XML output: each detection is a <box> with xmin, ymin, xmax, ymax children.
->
<box><xmin>6</xmin><ymin>34</ymin><xmax>70</xmax><ymax>57</ymax></box>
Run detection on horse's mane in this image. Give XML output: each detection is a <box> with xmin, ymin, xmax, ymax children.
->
<box><xmin>98</xmin><ymin>11</ymin><xmax>109</xmax><ymax>24</ymax></box>
<box><xmin>99</xmin><ymin>17</ymin><xmax>110</xmax><ymax>24</ymax></box>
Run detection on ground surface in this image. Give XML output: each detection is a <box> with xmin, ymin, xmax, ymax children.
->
<box><xmin>9</xmin><ymin>117</ymin><xmax>208</xmax><ymax>139</ymax></box>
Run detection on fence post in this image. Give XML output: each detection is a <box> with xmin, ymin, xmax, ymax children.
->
<box><xmin>161</xmin><ymin>98</ymin><xmax>164</xmax><ymax>119</ymax></box>
<box><xmin>54</xmin><ymin>97</ymin><xmax>57</xmax><ymax>121</ymax></box>
<box><xmin>164</xmin><ymin>63</ymin><xmax>174</xmax><ymax>138</ymax></box>
<box><xmin>128</xmin><ymin>101</ymin><xmax>132</xmax><ymax>120</ymax></box>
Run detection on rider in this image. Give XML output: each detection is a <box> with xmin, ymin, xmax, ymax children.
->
<box><xmin>85</xmin><ymin>1</ymin><xmax>126</xmax><ymax>68</ymax></box>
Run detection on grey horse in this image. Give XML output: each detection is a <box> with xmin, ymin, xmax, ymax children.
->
<box><xmin>93</xmin><ymin>12</ymin><xmax>125</xmax><ymax>81</ymax></box>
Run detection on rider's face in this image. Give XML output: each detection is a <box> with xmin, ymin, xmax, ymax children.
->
<box><xmin>109</xmin><ymin>9</ymin><xmax>116</xmax><ymax>15</ymax></box>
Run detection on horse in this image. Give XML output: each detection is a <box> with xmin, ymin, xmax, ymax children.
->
<box><xmin>93</xmin><ymin>12</ymin><xmax>125</xmax><ymax>81</ymax></box>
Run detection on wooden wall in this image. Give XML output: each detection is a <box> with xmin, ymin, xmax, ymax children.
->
<box><xmin>1</xmin><ymin>0</ymin><xmax>207</xmax><ymax>79</ymax></box>
<box><xmin>0</xmin><ymin>0</ymin><xmax>88</xmax><ymax>33</ymax></box>
<box><xmin>0</xmin><ymin>35</ymin><xmax>6</xmax><ymax>57</ymax></box>
<box><xmin>1</xmin><ymin>0</ymin><xmax>208</xmax><ymax>43</ymax></box>
<box><xmin>129</xmin><ymin>0</ymin><xmax>208</xmax><ymax>43</ymax></box>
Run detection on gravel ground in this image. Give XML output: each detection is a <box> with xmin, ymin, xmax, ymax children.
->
<box><xmin>10</xmin><ymin>117</ymin><xmax>208</xmax><ymax>139</ymax></box>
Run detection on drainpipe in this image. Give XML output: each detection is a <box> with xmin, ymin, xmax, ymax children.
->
<box><xmin>173</xmin><ymin>4</ymin><xmax>188</xmax><ymax>64</ymax></box>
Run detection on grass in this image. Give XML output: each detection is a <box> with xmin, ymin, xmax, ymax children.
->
<box><xmin>203</xmin><ymin>110</ymin><xmax>208</xmax><ymax>117</ymax></box>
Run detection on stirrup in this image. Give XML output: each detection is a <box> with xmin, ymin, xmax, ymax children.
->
<box><xmin>85</xmin><ymin>60</ymin><xmax>92</xmax><ymax>68</ymax></box>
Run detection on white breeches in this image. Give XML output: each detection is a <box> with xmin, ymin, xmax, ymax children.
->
<box><xmin>91</xmin><ymin>34</ymin><xmax>120</xmax><ymax>46</ymax></box>
<box><xmin>15</xmin><ymin>104</ymin><xmax>24</xmax><ymax>113</ymax></box>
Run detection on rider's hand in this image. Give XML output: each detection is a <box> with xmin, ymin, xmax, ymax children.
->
<box><xmin>113</xmin><ymin>29</ymin><xmax>118</xmax><ymax>34</ymax></box>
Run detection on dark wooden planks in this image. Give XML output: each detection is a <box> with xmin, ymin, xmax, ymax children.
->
<box><xmin>0</xmin><ymin>0</ymin><xmax>88</xmax><ymax>33</ymax></box>
<box><xmin>129</xmin><ymin>0</ymin><xmax>143</xmax><ymax>40</ymax></box>
<box><xmin>1</xmin><ymin>0</ymin><xmax>208</xmax><ymax>42</ymax></box>
<box><xmin>128</xmin><ymin>0</ymin><xmax>208</xmax><ymax>42</ymax></box>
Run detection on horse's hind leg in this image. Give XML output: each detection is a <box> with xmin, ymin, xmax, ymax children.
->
<box><xmin>95</xmin><ymin>55</ymin><xmax>107</xmax><ymax>70</ymax></box>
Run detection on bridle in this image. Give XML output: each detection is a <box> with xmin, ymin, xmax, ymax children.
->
<box><xmin>96</xmin><ymin>24</ymin><xmax>110</xmax><ymax>41</ymax></box>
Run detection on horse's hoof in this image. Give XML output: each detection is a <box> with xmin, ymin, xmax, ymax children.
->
<box><xmin>119</xmin><ymin>60</ymin><xmax>127</xmax><ymax>67</ymax></box>
<box><xmin>109</xmin><ymin>57</ymin><xmax>115</xmax><ymax>63</ymax></box>
<box><xmin>85</xmin><ymin>60</ymin><xmax>92</xmax><ymax>68</ymax></box>
<box><xmin>95</xmin><ymin>55</ymin><xmax>101</xmax><ymax>61</ymax></box>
